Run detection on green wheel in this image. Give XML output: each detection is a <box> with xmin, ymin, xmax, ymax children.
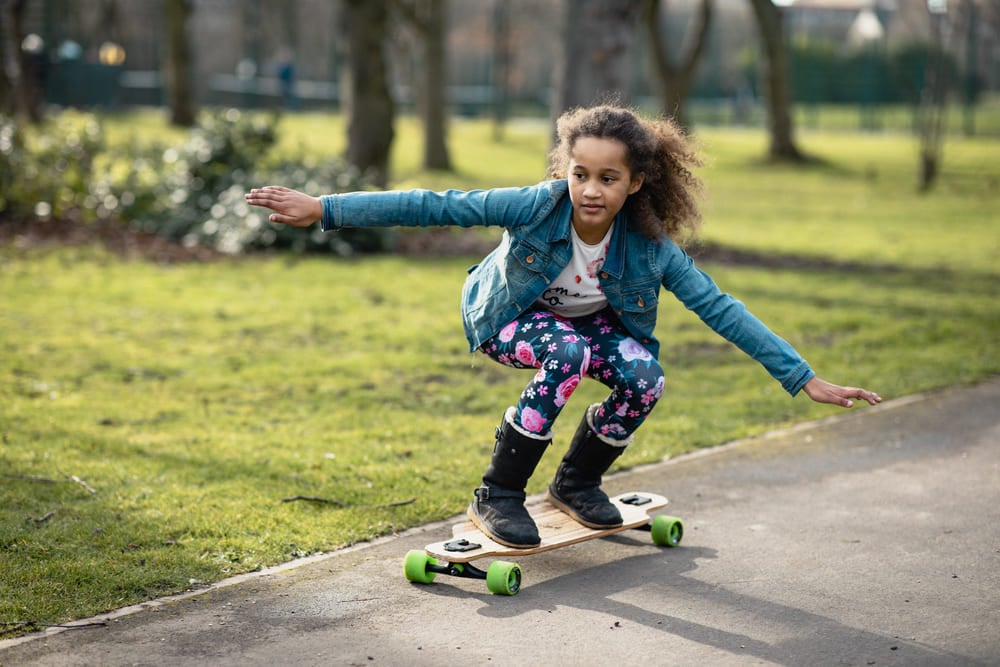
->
<box><xmin>485</xmin><ymin>560</ymin><xmax>522</xmax><ymax>596</ymax></box>
<box><xmin>403</xmin><ymin>549</ymin><xmax>438</xmax><ymax>584</ymax></box>
<box><xmin>650</xmin><ymin>515</ymin><xmax>684</xmax><ymax>547</ymax></box>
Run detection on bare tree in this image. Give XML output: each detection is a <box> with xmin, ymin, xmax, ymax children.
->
<box><xmin>164</xmin><ymin>0</ymin><xmax>196</xmax><ymax>127</ymax></box>
<box><xmin>491</xmin><ymin>0</ymin><xmax>511</xmax><ymax>142</ymax></box>
<box><xmin>917</xmin><ymin>1</ymin><xmax>952</xmax><ymax>191</ymax></box>
<box><xmin>6</xmin><ymin>0</ymin><xmax>45</xmax><ymax>122</ymax></box>
<box><xmin>394</xmin><ymin>0</ymin><xmax>451</xmax><ymax>171</ymax></box>
<box><xmin>0</xmin><ymin>2</ymin><xmax>13</xmax><ymax>114</ymax></box>
<box><xmin>643</xmin><ymin>0</ymin><xmax>713</xmax><ymax>131</ymax></box>
<box><xmin>552</xmin><ymin>0</ymin><xmax>644</xmax><ymax>116</ymax></box>
<box><xmin>748</xmin><ymin>0</ymin><xmax>806</xmax><ymax>162</ymax></box>
<box><xmin>341</xmin><ymin>0</ymin><xmax>395</xmax><ymax>187</ymax></box>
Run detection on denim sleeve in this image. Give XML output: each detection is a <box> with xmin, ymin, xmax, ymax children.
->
<box><xmin>319</xmin><ymin>184</ymin><xmax>551</xmax><ymax>232</ymax></box>
<box><xmin>661</xmin><ymin>244</ymin><xmax>815</xmax><ymax>396</ymax></box>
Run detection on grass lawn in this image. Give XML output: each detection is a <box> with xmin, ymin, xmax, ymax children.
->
<box><xmin>2</xmin><ymin>112</ymin><xmax>998</xmax><ymax>636</ymax></box>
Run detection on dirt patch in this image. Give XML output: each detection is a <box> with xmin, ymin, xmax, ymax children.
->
<box><xmin>2</xmin><ymin>218</ymin><xmax>868</xmax><ymax>273</ymax></box>
<box><xmin>0</xmin><ymin>219</ymin><xmax>223</xmax><ymax>263</ymax></box>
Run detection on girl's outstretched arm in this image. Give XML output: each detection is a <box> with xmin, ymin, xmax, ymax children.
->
<box><xmin>245</xmin><ymin>186</ymin><xmax>322</xmax><ymax>227</ymax></box>
<box><xmin>803</xmin><ymin>377</ymin><xmax>882</xmax><ymax>408</ymax></box>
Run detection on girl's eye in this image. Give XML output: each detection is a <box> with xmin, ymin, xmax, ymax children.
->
<box><xmin>602</xmin><ymin>176</ymin><xmax>615</xmax><ymax>184</ymax></box>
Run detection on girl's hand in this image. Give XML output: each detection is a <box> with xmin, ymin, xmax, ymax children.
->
<box><xmin>803</xmin><ymin>377</ymin><xmax>882</xmax><ymax>408</ymax></box>
<box><xmin>245</xmin><ymin>186</ymin><xmax>322</xmax><ymax>227</ymax></box>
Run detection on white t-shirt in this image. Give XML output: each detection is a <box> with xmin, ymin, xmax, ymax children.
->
<box><xmin>535</xmin><ymin>223</ymin><xmax>612</xmax><ymax>318</ymax></box>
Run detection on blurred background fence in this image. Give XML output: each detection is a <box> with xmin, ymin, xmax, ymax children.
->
<box><xmin>4</xmin><ymin>0</ymin><xmax>997</xmax><ymax>130</ymax></box>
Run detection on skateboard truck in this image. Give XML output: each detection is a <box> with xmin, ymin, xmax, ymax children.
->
<box><xmin>417</xmin><ymin>558</ymin><xmax>522</xmax><ymax>594</ymax></box>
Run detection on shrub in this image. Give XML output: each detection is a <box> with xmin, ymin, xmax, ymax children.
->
<box><xmin>1</xmin><ymin>109</ymin><xmax>385</xmax><ymax>256</ymax></box>
<box><xmin>0</xmin><ymin>111</ymin><xmax>105</xmax><ymax>223</ymax></box>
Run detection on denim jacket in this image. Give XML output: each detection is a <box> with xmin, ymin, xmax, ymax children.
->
<box><xmin>320</xmin><ymin>180</ymin><xmax>814</xmax><ymax>395</ymax></box>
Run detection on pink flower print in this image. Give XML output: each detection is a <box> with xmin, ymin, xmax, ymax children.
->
<box><xmin>533</xmin><ymin>367</ymin><xmax>547</xmax><ymax>384</ymax></box>
<box><xmin>498</xmin><ymin>321</ymin><xmax>518</xmax><ymax>343</ymax></box>
<box><xmin>601</xmin><ymin>423</ymin><xmax>628</xmax><ymax>438</ymax></box>
<box><xmin>515</xmin><ymin>341</ymin><xmax>538</xmax><ymax>367</ymax></box>
<box><xmin>642</xmin><ymin>378</ymin><xmax>664</xmax><ymax>405</ymax></box>
<box><xmin>618</xmin><ymin>338</ymin><xmax>652</xmax><ymax>362</ymax></box>
<box><xmin>652</xmin><ymin>376</ymin><xmax>665</xmax><ymax>399</ymax></box>
<box><xmin>554</xmin><ymin>374</ymin><xmax>581</xmax><ymax>407</ymax></box>
<box><xmin>586</xmin><ymin>257</ymin><xmax>603</xmax><ymax>280</ymax></box>
<box><xmin>520</xmin><ymin>406</ymin><xmax>547</xmax><ymax>433</ymax></box>
<box><xmin>562</xmin><ymin>334</ymin><xmax>579</xmax><ymax>344</ymax></box>
<box><xmin>579</xmin><ymin>346</ymin><xmax>591</xmax><ymax>375</ymax></box>
<box><xmin>616</xmin><ymin>402</ymin><xmax>629</xmax><ymax>417</ymax></box>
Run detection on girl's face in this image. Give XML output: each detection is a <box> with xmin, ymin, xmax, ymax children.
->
<box><xmin>567</xmin><ymin>136</ymin><xmax>644</xmax><ymax>244</ymax></box>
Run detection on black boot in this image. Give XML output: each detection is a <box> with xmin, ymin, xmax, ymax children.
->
<box><xmin>547</xmin><ymin>404</ymin><xmax>628</xmax><ymax>529</ymax></box>
<box><xmin>468</xmin><ymin>408</ymin><xmax>551</xmax><ymax>548</ymax></box>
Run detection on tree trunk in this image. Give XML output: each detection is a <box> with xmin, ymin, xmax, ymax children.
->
<box><xmin>643</xmin><ymin>0</ymin><xmax>713</xmax><ymax>131</ymax></box>
<box><xmin>396</xmin><ymin>0</ymin><xmax>451</xmax><ymax>170</ymax></box>
<box><xmin>491</xmin><ymin>0</ymin><xmax>511</xmax><ymax>142</ymax></box>
<box><xmin>342</xmin><ymin>0</ymin><xmax>395</xmax><ymax>188</ymax></box>
<box><xmin>552</xmin><ymin>0</ymin><xmax>643</xmax><ymax>116</ymax></box>
<box><xmin>917</xmin><ymin>6</ymin><xmax>950</xmax><ymax>192</ymax></box>
<box><xmin>0</xmin><ymin>3</ymin><xmax>13</xmax><ymax>114</ymax></box>
<box><xmin>748</xmin><ymin>0</ymin><xmax>805</xmax><ymax>162</ymax></box>
<box><xmin>9</xmin><ymin>0</ymin><xmax>45</xmax><ymax>122</ymax></box>
<box><xmin>164</xmin><ymin>0</ymin><xmax>196</xmax><ymax>127</ymax></box>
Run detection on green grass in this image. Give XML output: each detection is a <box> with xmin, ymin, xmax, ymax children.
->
<box><xmin>2</xmin><ymin>112</ymin><xmax>998</xmax><ymax>636</ymax></box>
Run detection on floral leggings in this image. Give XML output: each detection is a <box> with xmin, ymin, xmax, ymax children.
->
<box><xmin>480</xmin><ymin>305</ymin><xmax>665</xmax><ymax>442</ymax></box>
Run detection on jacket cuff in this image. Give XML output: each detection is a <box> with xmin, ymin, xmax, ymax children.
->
<box><xmin>319</xmin><ymin>195</ymin><xmax>340</xmax><ymax>231</ymax></box>
<box><xmin>783</xmin><ymin>363</ymin><xmax>815</xmax><ymax>397</ymax></box>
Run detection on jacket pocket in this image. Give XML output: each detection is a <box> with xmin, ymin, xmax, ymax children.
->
<box><xmin>510</xmin><ymin>241</ymin><xmax>549</xmax><ymax>274</ymax></box>
<box><xmin>619</xmin><ymin>286</ymin><xmax>660</xmax><ymax>334</ymax></box>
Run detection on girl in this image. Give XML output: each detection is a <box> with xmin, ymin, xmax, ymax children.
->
<box><xmin>245</xmin><ymin>105</ymin><xmax>881</xmax><ymax>549</ymax></box>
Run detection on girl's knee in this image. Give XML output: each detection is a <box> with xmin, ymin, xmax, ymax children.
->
<box><xmin>626</xmin><ymin>362</ymin><xmax>665</xmax><ymax>403</ymax></box>
<box><xmin>544</xmin><ymin>340</ymin><xmax>591</xmax><ymax>378</ymax></box>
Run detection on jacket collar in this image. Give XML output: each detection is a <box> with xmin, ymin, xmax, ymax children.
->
<box><xmin>600</xmin><ymin>211</ymin><xmax>628</xmax><ymax>279</ymax></box>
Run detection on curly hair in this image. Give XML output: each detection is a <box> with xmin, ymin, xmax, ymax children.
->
<box><xmin>547</xmin><ymin>105</ymin><xmax>704</xmax><ymax>242</ymax></box>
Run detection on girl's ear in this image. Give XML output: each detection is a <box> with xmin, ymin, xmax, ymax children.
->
<box><xmin>628</xmin><ymin>173</ymin><xmax>645</xmax><ymax>195</ymax></box>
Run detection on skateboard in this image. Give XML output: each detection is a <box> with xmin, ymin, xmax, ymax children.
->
<box><xmin>403</xmin><ymin>492</ymin><xmax>683</xmax><ymax>595</ymax></box>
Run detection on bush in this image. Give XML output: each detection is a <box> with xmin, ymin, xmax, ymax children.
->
<box><xmin>0</xmin><ymin>111</ymin><xmax>105</xmax><ymax>223</ymax></box>
<box><xmin>0</xmin><ymin>109</ymin><xmax>385</xmax><ymax>256</ymax></box>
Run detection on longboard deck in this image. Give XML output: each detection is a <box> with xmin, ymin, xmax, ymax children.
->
<box><xmin>425</xmin><ymin>492</ymin><xmax>669</xmax><ymax>563</ymax></box>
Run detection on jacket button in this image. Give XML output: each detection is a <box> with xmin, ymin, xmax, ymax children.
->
<box><xmin>637</xmin><ymin>297</ymin><xmax>645</xmax><ymax>307</ymax></box>
<box><xmin>600</xmin><ymin>272</ymin><xmax>609</xmax><ymax>279</ymax></box>
<box><xmin>526</xmin><ymin>254</ymin><xmax>535</xmax><ymax>264</ymax></box>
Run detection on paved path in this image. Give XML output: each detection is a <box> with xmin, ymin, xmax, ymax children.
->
<box><xmin>3</xmin><ymin>379</ymin><xmax>998</xmax><ymax>666</ymax></box>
